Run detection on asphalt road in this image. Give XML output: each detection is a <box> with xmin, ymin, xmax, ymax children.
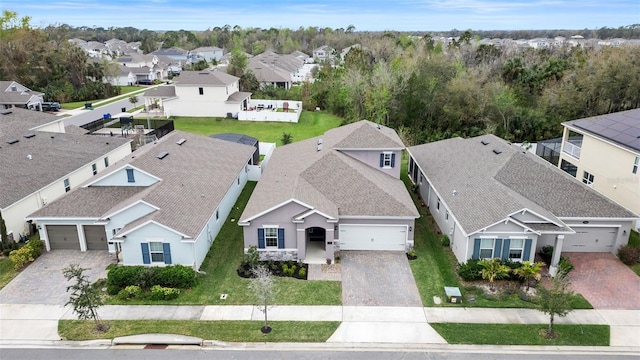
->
<box><xmin>0</xmin><ymin>348</ymin><xmax>636</xmax><ymax>360</ymax></box>
<box><xmin>62</xmin><ymin>95</ymin><xmax>143</xmax><ymax>128</ymax></box>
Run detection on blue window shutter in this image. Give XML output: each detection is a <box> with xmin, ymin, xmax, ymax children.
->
<box><xmin>141</xmin><ymin>243</ymin><xmax>150</xmax><ymax>264</ymax></box>
<box><xmin>379</xmin><ymin>153</ymin><xmax>384</xmax><ymax>167</ymax></box>
<box><xmin>257</xmin><ymin>228</ymin><xmax>265</xmax><ymax>249</ymax></box>
<box><xmin>391</xmin><ymin>153</ymin><xmax>396</xmax><ymax>168</ymax></box>
<box><xmin>501</xmin><ymin>239</ymin><xmax>511</xmax><ymax>261</ymax></box>
<box><xmin>277</xmin><ymin>228</ymin><xmax>285</xmax><ymax>249</ymax></box>
<box><xmin>523</xmin><ymin>239</ymin><xmax>532</xmax><ymax>261</ymax></box>
<box><xmin>472</xmin><ymin>238</ymin><xmax>480</xmax><ymax>259</ymax></box>
<box><xmin>494</xmin><ymin>239</ymin><xmax>503</xmax><ymax>259</ymax></box>
<box><xmin>163</xmin><ymin>243</ymin><xmax>172</xmax><ymax>264</ymax></box>
<box><xmin>126</xmin><ymin>168</ymin><xmax>135</xmax><ymax>183</ymax></box>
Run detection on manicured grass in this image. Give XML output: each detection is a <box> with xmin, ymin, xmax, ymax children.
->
<box><xmin>59</xmin><ymin>320</ymin><xmax>339</xmax><ymax>342</ymax></box>
<box><xmin>61</xmin><ymin>86</ymin><xmax>144</xmax><ymax>110</ymax></box>
<box><xmin>628</xmin><ymin>230</ymin><xmax>640</xmax><ymax>276</ymax></box>
<box><xmin>401</xmin><ymin>155</ymin><xmax>592</xmax><ymax>309</ymax></box>
<box><xmin>106</xmin><ymin>182</ymin><xmax>342</xmax><ymax>305</ymax></box>
<box><xmin>431</xmin><ymin>323</ymin><xmax>609</xmax><ymax>346</ymax></box>
<box><xmin>173</xmin><ymin>111</ymin><xmax>343</xmax><ymax>146</ymax></box>
<box><xmin>0</xmin><ymin>258</ymin><xmax>17</xmax><ymax>290</ymax></box>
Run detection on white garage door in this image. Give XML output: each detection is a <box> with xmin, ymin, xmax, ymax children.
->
<box><xmin>339</xmin><ymin>225</ymin><xmax>407</xmax><ymax>251</ymax></box>
<box><xmin>563</xmin><ymin>227</ymin><xmax>618</xmax><ymax>252</ymax></box>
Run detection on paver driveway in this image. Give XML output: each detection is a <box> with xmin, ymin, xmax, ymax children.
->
<box><xmin>341</xmin><ymin>251</ymin><xmax>422</xmax><ymax>306</ymax></box>
<box><xmin>0</xmin><ymin>250</ymin><xmax>113</xmax><ymax>305</ymax></box>
<box><xmin>563</xmin><ymin>252</ymin><xmax>640</xmax><ymax>310</ymax></box>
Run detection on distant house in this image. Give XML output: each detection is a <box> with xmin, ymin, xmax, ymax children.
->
<box><xmin>151</xmin><ymin>47</ymin><xmax>189</xmax><ymax>62</ymax></box>
<box><xmin>556</xmin><ymin>109</ymin><xmax>640</xmax><ymax>227</ymax></box>
<box><xmin>240</xmin><ymin>120</ymin><xmax>419</xmax><ymax>263</ymax></box>
<box><xmin>159</xmin><ymin>70</ymin><xmax>251</xmax><ymax>117</ymax></box>
<box><xmin>0</xmin><ymin>81</ymin><xmax>44</xmax><ymax>111</ymax></box>
<box><xmin>246</xmin><ymin>50</ymin><xmax>308</xmax><ymax>89</ymax></box>
<box><xmin>27</xmin><ymin>131</ymin><xmax>255</xmax><ymax>269</ymax></box>
<box><xmin>312</xmin><ymin>45</ymin><xmax>335</xmax><ymax>63</ymax></box>
<box><xmin>0</xmin><ymin>108</ymin><xmax>132</xmax><ymax>242</ymax></box>
<box><xmin>189</xmin><ymin>46</ymin><xmax>224</xmax><ymax>63</ymax></box>
<box><xmin>408</xmin><ymin>134</ymin><xmax>636</xmax><ymax>276</ymax></box>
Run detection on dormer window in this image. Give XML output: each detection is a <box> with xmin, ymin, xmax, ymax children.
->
<box><xmin>380</xmin><ymin>152</ymin><xmax>395</xmax><ymax>169</ymax></box>
<box><xmin>126</xmin><ymin>168</ymin><xmax>135</xmax><ymax>183</ymax></box>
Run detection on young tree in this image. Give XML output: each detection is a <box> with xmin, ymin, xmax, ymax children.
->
<box><xmin>62</xmin><ymin>264</ymin><xmax>108</xmax><ymax>332</ymax></box>
<box><xmin>129</xmin><ymin>95</ymin><xmax>139</xmax><ymax>107</ymax></box>
<box><xmin>248</xmin><ymin>265</ymin><xmax>278</xmax><ymax>333</ymax></box>
<box><xmin>535</xmin><ymin>269</ymin><xmax>575</xmax><ymax>338</ymax></box>
<box><xmin>513</xmin><ymin>260</ymin><xmax>545</xmax><ymax>291</ymax></box>
<box><xmin>0</xmin><ymin>210</ymin><xmax>7</xmax><ymax>244</ymax></box>
<box><xmin>479</xmin><ymin>258</ymin><xmax>511</xmax><ymax>290</ymax></box>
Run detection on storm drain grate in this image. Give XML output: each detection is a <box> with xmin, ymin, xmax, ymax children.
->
<box><xmin>144</xmin><ymin>344</ymin><xmax>168</xmax><ymax>349</ymax></box>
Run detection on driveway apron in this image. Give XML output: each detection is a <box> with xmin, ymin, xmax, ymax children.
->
<box><xmin>563</xmin><ymin>252</ymin><xmax>640</xmax><ymax>310</ymax></box>
<box><xmin>341</xmin><ymin>251</ymin><xmax>423</xmax><ymax>306</ymax></box>
<box><xmin>0</xmin><ymin>250</ymin><xmax>113</xmax><ymax>305</ymax></box>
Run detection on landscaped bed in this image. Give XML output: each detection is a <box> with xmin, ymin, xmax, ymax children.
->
<box><xmin>59</xmin><ymin>320</ymin><xmax>340</xmax><ymax>342</ymax></box>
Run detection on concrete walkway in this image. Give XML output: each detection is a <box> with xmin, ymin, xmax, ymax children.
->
<box><xmin>1</xmin><ymin>304</ymin><xmax>638</xmax><ymax>347</ymax></box>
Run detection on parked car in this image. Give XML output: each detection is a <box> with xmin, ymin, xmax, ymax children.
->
<box><xmin>137</xmin><ymin>79</ymin><xmax>154</xmax><ymax>85</ymax></box>
<box><xmin>41</xmin><ymin>102</ymin><xmax>61</xmax><ymax>111</ymax></box>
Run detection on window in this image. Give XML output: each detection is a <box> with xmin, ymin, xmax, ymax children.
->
<box><xmin>560</xmin><ymin>159</ymin><xmax>577</xmax><ymax>177</ymax></box>
<box><xmin>104</xmin><ymin>157</ymin><xmax>109</xmax><ymax>167</ymax></box>
<box><xmin>92</xmin><ymin>163</ymin><xmax>97</xmax><ymax>176</ymax></box>
<box><xmin>237</xmin><ymin>177</ymin><xmax>240</xmax><ymax>185</ymax></box>
<box><xmin>215</xmin><ymin>210</ymin><xmax>219</xmax><ymax>221</ymax></box>
<box><xmin>436</xmin><ymin>198</ymin><xmax>440</xmax><ymax>211</ymax></box>
<box><xmin>480</xmin><ymin>238</ymin><xmax>494</xmax><ymax>259</ymax></box>
<box><xmin>149</xmin><ymin>242</ymin><xmax>165</xmax><ymax>262</ymax></box>
<box><xmin>379</xmin><ymin>152</ymin><xmax>395</xmax><ymax>168</ymax></box>
<box><xmin>126</xmin><ymin>168</ymin><xmax>135</xmax><ymax>183</ymax></box>
<box><xmin>265</xmin><ymin>227</ymin><xmax>278</xmax><ymax>248</ymax></box>
<box><xmin>582</xmin><ymin>171</ymin><xmax>594</xmax><ymax>185</ymax></box>
<box><xmin>63</xmin><ymin>178</ymin><xmax>70</xmax><ymax>192</ymax></box>
<box><xmin>634</xmin><ymin>156</ymin><xmax>639</xmax><ymax>174</ymax></box>
<box><xmin>198</xmin><ymin>87</ymin><xmax>204</xmax><ymax>95</ymax></box>
<box><xmin>445</xmin><ymin>211</ymin><xmax>449</xmax><ymax>221</ymax></box>
<box><xmin>508</xmin><ymin>239</ymin><xmax>524</xmax><ymax>261</ymax></box>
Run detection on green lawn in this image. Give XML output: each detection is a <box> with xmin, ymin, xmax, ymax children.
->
<box><xmin>59</xmin><ymin>320</ymin><xmax>339</xmax><ymax>342</ymax></box>
<box><xmin>61</xmin><ymin>86</ymin><xmax>144</xmax><ymax>110</ymax></box>
<box><xmin>106</xmin><ymin>182</ymin><xmax>342</xmax><ymax>305</ymax></box>
<box><xmin>0</xmin><ymin>258</ymin><xmax>17</xmax><ymax>290</ymax></box>
<box><xmin>401</xmin><ymin>156</ymin><xmax>592</xmax><ymax>309</ymax></box>
<box><xmin>431</xmin><ymin>323</ymin><xmax>609</xmax><ymax>346</ymax></box>
<box><xmin>173</xmin><ymin>111</ymin><xmax>343</xmax><ymax>145</ymax></box>
<box><xmin>628</xmin><ymin>230</ymin><xmax>640</xmax><ymax>276</ymax></box>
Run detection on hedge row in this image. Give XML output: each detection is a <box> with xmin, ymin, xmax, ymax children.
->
<box><xmin>106</xmin><ymin>264</ymin><xmax>196</xmax><ymax>295</ymax></box>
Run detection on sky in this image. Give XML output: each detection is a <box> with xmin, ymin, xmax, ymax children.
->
<box><xmin>3</xmin><ymin>0</ymin><xmax>639</xmax><ymax>32</ymax></box>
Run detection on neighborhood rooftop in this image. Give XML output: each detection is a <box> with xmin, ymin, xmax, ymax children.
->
<box><xmin>173</xmin><ymin>70</ymin><xmax>238</xmax><ymax>86</ymax></box>
<box><xmin>0</xmin><ymin>108</ymin><xmax>131</xmax><ymax>209</ymax></box>
<box><xmin>241</xmin><ymin>120</ymin><xmax>418</xmax><ymax>222</ymax></box>
<box><xmin>563</xmin><ymin>108</ymin><xmax>640</xmax><ymax>153</ymax></box>
<box><xmin>408</xmin><ymin>134</ymin><xmax>635</xmax><ymax>235</ymax></box>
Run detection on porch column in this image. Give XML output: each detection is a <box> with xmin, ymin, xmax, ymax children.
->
<box><xmin>548</xmin><ymin>234</ymin><xmax>564</xmax><ymax>277</ymax></box>
<box><xmin>77</xmin><ymin>224</ymin><xmax>87</xmax><ymax>252</ymax></box>
<box><xmin>325</xmin><ymin>228</ymin><xmax>335</xmax><ymax>260</ymax></box>
<box><xmin>296</xmin><ymin>228</ymin><xmax>306</xmax><ymax>260</ymax></box>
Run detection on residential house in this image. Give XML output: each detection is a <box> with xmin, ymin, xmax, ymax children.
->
<box><xmin>0</xmin><ymin>108</ymin><xmax>132</xmax><ymax>242</ymax></box>
<box><xmin>240</xmin><ymin>120</ymin><xmax>419</xmax><ymax>263</ymax></box>
<box><xmin>246</xmin><ymin>50</ymin><xmax>307</xmax><ymax>89</ymax></box>
<box><xmin>312</xmin><ymin>45</ymin><xmax>335</xmax><ymax>63</ymax></box>
<box><xmin>557</xmin><ymin>109</ymin><xmax>640</xmax><ymax>226</ymax></box>
<box><xmin>158</xmin><ymin>70</ymin><xmax>251</xmax><ymax>117</ymax></box>
<box><xmin>189</xmin><ymin>46</ymin><xmax>224</xmax><ymax>63</ymax></box>
<box><xmin>408</xmin><ymin>134</ymin><xmax>636</xmax><ymax>276</ymax></box>
<box><xmin>0</xmin><ymin>81</ymin><xmax>44</xmax><ymax>111</ymax></box>
<box><xmin>27</xmin><ymin>131</ymin><xmax>255</xmax><ymax>269</ymax></box>
<box><xmin>151</xmin><ymin>47</ymin><xmax>189</xmax><ymax>62</ymax></box>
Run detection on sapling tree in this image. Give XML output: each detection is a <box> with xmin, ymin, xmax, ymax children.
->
<box><xmin>535</xmin><ymin>268</ymin><xmax>575</xmax><ymax>338</ymax></box>
<box><xmin>479</xmin><ymin>258</ymin><xmax>510</xmax><ymax>290</ymax></box>
<box><xmin>281</xmin><ymin>132</ymin><xmax>293</xmax><ymax>145</ymax></box>
<box><xmin>62</xmin><ymin>264</ymin><xmax>108</xmax><ymax>332</ymax></box>
<box><xmin>249</xmin><ymin>265</ymin><xmax>278</xmax><ymax>333</ymax></box>
<box><xmin>513</xmin><ymin>260</ymin><xmax>545</xmax><ymax>290</ymax></box>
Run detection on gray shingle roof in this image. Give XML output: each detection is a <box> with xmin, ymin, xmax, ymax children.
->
<box><xmin>174</xmin><ymin>70</ymin><xmax>238</xmax><ymax>86</ymax></box>
<box><xmin>241</xmin><ymin>120</ymin><xmax>418</xmax><ymax>222</ymax></box>
<box><xmin>408</xmin><ymin>134</ymin><xmax>635</xmax><ymax>235</ymax></box>
<box><xmin>29</xmin><ymin>131</ymin><xmax>255</xmax><ymax>238</ymax></box>
<box><xmin>143</xmin><ymin>86</ymin><xmax>176</xmax><ymax>98</ymax></box>
<box><xmin>0</xmin><ymin>108</ymin><xmax>131</xmax><ymax>209</ymax></box>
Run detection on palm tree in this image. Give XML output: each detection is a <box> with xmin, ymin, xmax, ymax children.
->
<box><xmin>479</xmin><ymin>258</ymin><xmax>511</xmax><ymax>290</ymax></box>
<box><xmin>513</xmin><ymin>261</ymin><xmax>545</xmax><ymax>290</ymax></box>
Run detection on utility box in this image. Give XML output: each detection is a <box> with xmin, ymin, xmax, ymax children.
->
<box><xmin>444</xmin><ymin>286</ymin><xmax>462</xmax><ymax>304</ymax></box>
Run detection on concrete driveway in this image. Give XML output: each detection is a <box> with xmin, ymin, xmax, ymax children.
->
<box><xmin>563</xmin><ymin>252</ymin><xmax>640</xmax><ymax>310</ymax></box>
<box><xmin>0</xmin><ymin>250</ymin><xmax>113</xmax><ymax>305</ymax></box>
<box><xmin>341</xmin><ymin>251</ymin><xmax>423</xmax><ymax>307</ymax></box>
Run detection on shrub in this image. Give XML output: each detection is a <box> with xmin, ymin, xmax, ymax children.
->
<box><xmin>155</xmin><ymin>265</ymin><xmax>197</xmax><ymax>288</ymax></box>
<box><xmin>559</xmin><ymin>257</ymin><xmax>574</xmax><ymax>273</ymax></box>
<box><xmin>298</xmin><ymin>267</ymin><xmax>307</xmax><ymax>278</ymax></box>
<box><xmin>281</xmin><ymin>263</ymin><xmax>289</xmax><ymax>275</ymax></box>
<box><xmin>618</xmin><ymin>244</ymin><xmax>640</xmax><ymax>265</ymax></box>
<box><xmin>457</xmin><ymin>259</ymin><xmax>483</xmax><ymax>281</ymax></box>
<box><xmin>117</xmin><ymin>285</ymin><xmax>142</xmax><ymax>300</ymax></box>
<box><xmin>150</xmin><ymin>285</ymin><xmax>180</xmax><ymax>300</ymax></box>
<box><xmin>106</xmin><ymin>284</ymin><xmax>120</xmax><ymax>295</ymax></box>
<box><xmin>107</xmin><ymin>266</ymin><xmax>143</xmax><ymax>288</ymax></box>
<box><xmin>2</xmin><ymin>249</ymin><xmax>11</xmax><ymax>257</ymax></box>
<box><xmin>243</xmin><ymin>246</ymin><xmax>260</xmax><ymax>268</ymax></box>
<box><xmin>441</xmin><ymin>235</ymin><xmax>450</xmax><ymax>247</ymax></box>
<box><xmin>26</xmin><ymin>238</ymin><xmax>43</xmax><ymax>258</ymax></box>
<box><xmin>9</xmin><ymin>247</ymin><xmax>34</xmax><ymax>270</ymax></box>
<box><xmin>135</xmin><ymin>267</ymin><xmax>157</xmax><ymax>289</ymax></box>
<box><xmin>540</xmin><ymin>245</ymin><xmax>554</xmax><ymax>263</ymax></box>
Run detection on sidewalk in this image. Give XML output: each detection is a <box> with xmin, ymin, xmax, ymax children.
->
<box><xmin>1</xmin><ymin>304</ymin><xmax>639</xmax><ymax>347</ymax></box>
<box><xmin>59</xmin><ymin>86</ymin><xmax>154</xmax><ymax>117</ymax></box>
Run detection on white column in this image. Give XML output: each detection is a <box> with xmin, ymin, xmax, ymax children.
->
<box><xmin>548</xmin><ymin>234</ymin><xmax>564</xmax><ymax>277</ymax></box>
<box><xmin>77</xmin><ymin>224</ymin><xmax>87</xmax><ymax>252</ymax></box>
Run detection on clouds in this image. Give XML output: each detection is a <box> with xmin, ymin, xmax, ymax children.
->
<box><xmin>4</xmin><ymin>0</ymin><xmax>639</xmax><ymax>31</ymax></box>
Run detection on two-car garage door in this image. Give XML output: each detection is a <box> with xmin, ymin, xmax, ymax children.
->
<box><xmin>562</xmin><ymin>227</ymin><xmax>618</xmax><ymax>252</ymax></box>
<box><xmin>339</xmin><ymin>225</ymin><xmax>407</xmax><ymax>251</ymax></box>
<box><xmin>46</xmin><ymin>225</ymin><xmax>108</xmax><ymax>251</ymax></box>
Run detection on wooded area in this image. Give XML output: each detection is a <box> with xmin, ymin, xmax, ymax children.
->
<box><xmin>2</xmin><ymin>9</ymin><xmax>639</xmax><ymax>143</ymax></box>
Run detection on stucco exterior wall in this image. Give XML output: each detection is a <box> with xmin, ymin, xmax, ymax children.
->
<box><xmin>340</xmin><ymin>149</ymin><xmax>402</xmax><ymax>179</ymax></box>
<box><xmin>242</xmin><ymin>201</ymin><xmax>309</xmax><ymax>251</ymax></box>
<box><xmin>120</xmin><ymin>222</ymin><xmax>188</xmax><ymax>266</ymax></box>
<box><xmin>164</xmin><ymin>83</ymin><xmax>242</xmax><ymax>117</ymax></box>
<box><xmin>560</xmin><ymin>218</ymin><xmax>633</xmax><ymax>252</ymax></box>
<box><xmin>90</xmin><ymin>166</ymin><xmax>159</xmax><ymax>187</ymax></box>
